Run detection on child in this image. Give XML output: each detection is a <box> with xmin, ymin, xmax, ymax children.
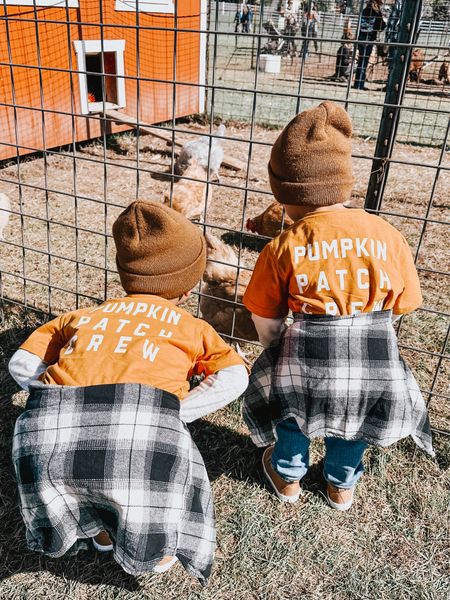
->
<box><xmin>332</xmin><ymin>35</ymin><xmax>353</xmax><ymax>82</ymax></box>
<box><xmin>9</xmin><ymin>201</ymin><xmax>248</xmax><ymax>583</ymax></box>
<box><xmin>242</xmin><ymin>101</ymin><xmax>434</xmax><ymax>511</ymax></box>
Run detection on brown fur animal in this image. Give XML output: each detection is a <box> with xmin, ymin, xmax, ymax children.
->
<box><xmin>409</xmin><ymin>48</ymin><xmax>424</xmax><ymax>82</ymax></box>
<box><xmin>164</xmin><ymin>159</ymin><xmax>208</xmax><ymax>220</ymax></box>
<box><xmin>246</xmin><ymin>202</ymin><xmax>294</xmax><ymax>238</ymax></box>
<box><xmin>438</xmin><ymin>60</ymin><xmax>449</xmax><ymax>84</ymax></box>
<box><xmin>200</xmin><ymin>233</ymin><xmax>258</xmax><ymax>342</ymax></box>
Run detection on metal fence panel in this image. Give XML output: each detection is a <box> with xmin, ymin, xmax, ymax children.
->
<box><xmin>0</xmin><ymin>0</ymin><xmax>448</xmax><ymax>435</ymax></box>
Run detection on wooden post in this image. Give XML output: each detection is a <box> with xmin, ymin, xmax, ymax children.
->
<box><xmin>365</xmin><ymin>0</ymin><xmax>423</xmax><ymax>212</ymax></box>
<box><xmin>103</xmin><ymin>109</ymin><xmax>246</xmax><ymax>172</ymax></box>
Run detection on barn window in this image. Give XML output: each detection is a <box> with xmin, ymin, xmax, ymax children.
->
<box><xmin>114</xmin><ymin>0</ymin><xmax>175</xmax><ymax>13</ymax></box>
<box><xmin>73</xmin><ymin>40</ymin><xmax>126</xmax><ymax>115</ymax></box>
<box><xmin>2</xmin><ymin>1</ymin><xmax>79</xmax><ymax>6</ymax></box>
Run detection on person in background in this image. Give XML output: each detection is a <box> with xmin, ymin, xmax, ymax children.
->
<box><xmin>384</xmin><ymin>0</ymin><xmax>423</xmax><ymax>89</ymax></box>
<box><xmin>248</xmin><ymin>5</ymin><xmax>254</xmax><ymax>32</ymax></box>
<box><xmin>353</xmin><ymin>0</ymin><xmax>386</xmax><ymax>90</ymax></box>
<box><xmin>332</xmin><ymin>34</ymin><xmax>353</xmax><ymax>81</ymax></box>
<box><xmin>241</xmin><ymin>5</ymin><xmax>251</xmax><ymax>33</ymax></box>
<box><xmin>341</xmin><ymin>1</ymin><xmax>349</xmax><ymax>15</ymax></box>
<box><xmin>285</xmin><ymin>0</ymin><xmax>296</xmax><ymax>15</ymax></box>
<box><xmin>234</xmin><ymin>5</ymin><xmax>242</xmax><ymax>33</ymax></box>
<box><xmin>284</xmin><ymin>11</ymin><xmax>300</xmax><ymax>57</ymax></box>
<box><xmin>301</xmin><ymin>3</ymin><xmax>320</xmax><ymax>57</ymax></box>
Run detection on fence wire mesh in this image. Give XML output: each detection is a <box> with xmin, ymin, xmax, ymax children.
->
<box><xmin>0</xmin><ymin>0</ymin><xmax>448</xmax><ymax>435</ymax></box>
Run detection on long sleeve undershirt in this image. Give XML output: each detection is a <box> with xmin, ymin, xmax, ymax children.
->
<box><xmin>180</xmin><ymin>364</ymin><xmax>248</xmax><ymax>422</ymax></box>
<box><xmin>8</xmin><ymin>349</ymin><xmax>248</xmax><ymax>423</ymax></box>
<box><xmin>8</xmin><ymin>349</ymin><xmax>47</xmax><ymax>391</ymax></box>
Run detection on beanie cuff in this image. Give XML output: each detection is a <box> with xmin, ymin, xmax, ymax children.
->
<box><xmin>116</xmin><ymin>237</ymin><xmax>206</xmax><ymax>299</ymax></box>
<box><xmin>269</xmin><ymin>164</ymin><xmax>355</xmax><ymax>206</ymax></box>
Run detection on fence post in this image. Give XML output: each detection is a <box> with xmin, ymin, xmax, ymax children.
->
<box><xmin>365</xmin><ymin>0</ymin><xmax>423</xmax><ymax>212</ymax></box>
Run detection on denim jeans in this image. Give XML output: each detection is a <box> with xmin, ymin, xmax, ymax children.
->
<box><xmin>354</xmin><ymin>34</ymin><xmax>374</xmax><ymax>89</ymax></box>
<box><xmin>271</xmin><ymin>418</ymin><xmax>368</xmax><ymax>489</ymax></box>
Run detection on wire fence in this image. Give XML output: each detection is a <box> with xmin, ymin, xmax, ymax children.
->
<box><xmin>0</xmin><ymin>0</ymin><xmax>448</xmax><ymax>436</ymax></box>
<box><xmin>210</xmin><ymin>2</ymin><xmax>450</xmax><ymax>145</ymax></box>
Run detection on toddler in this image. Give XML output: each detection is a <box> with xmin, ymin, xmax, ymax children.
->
<box><xmin>332</xmin><ymin>35</ymin><xmax>353</xmax><ymax>82</ymax></box>
<box><xmin>9</xmin><ymin>202</ymin><xmax>248</xmax><ymax>582</ymax></box>
<box><xmin>242</xmin><ymin>101</ymin><xmax>434</xmax><ymax>511</ymax></box>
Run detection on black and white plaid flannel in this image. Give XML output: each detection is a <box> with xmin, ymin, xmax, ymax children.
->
<box><xmin>12</xmin><ymin>383</ymin><xmax>215</xmax><ymax>584</ymax></box>
<box><xmin>243</xmin><ymin>311</ymin><xmax>434</xmax><ymax>456</ymax></box>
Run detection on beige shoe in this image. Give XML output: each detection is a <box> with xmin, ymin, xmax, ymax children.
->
<box><xmin>262</xmin><ymin>446</ymin><xmax>302</xmax><ymax>503</ymax></box>
<box><xmin>326</xmin><ymin>483</ymin><xmax>355</xmax><ymax>511</ymax></box>
<box><xmin>93</xmin><ymin>530</ymin><xmax>113</xmax><ymax>552</ymax></box>
<box><xmin>154</xmin><ymin>556</ymin><xmax>178</xmax><ymax>573</ymax></box>
<box><xmin>93</xmin><ymin>531</ymin><xmax>177</xmax><ymax>572</ymax></box>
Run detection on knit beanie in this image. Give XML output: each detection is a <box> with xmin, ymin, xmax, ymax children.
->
<box><xmin>113</xmin><ymin>201</ymin><xmax>206</xmax><ymax>299</ymax></box>
<box><xmin>268</xmin><ymin>101</ymin><xmax>355</xmax><ymax>206</ymax></box>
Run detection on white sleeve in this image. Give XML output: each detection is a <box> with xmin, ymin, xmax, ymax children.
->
<box><xmin>8</xmin><ymin>349</ymin><xmax>48</xmax><ymax>391</ymax></box>
<box><xmin>251</xmin><ymin>314</ymin><xmax>286</xmax><ymax>348</ymax></box>
<box><xmin>180</xmin><ymin>364</ymin><xmax>249</xmax><ymax>423</ymax></box>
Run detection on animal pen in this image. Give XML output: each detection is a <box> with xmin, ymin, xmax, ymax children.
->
<box><xmin>0</xmin><ymin>0</ymin><xmax>449</xmax><ymax>440</ymax></box>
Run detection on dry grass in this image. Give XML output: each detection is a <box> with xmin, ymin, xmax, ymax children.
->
<box><xmin>0</xmin><ymin>122</ymin><xmax>449</xmax><ymax>599</ymax></box>
<box><xmin>0</xmin><ymin>304</ymin><xmax>449</xmax><ymax>600</ymax></box>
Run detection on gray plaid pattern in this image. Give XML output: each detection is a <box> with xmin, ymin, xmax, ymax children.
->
<box><xmin>243</xmin><ymin>311</ymin><xmax>434</xmax><ymax>456</ymax></box>
<box><xmin>12</xmin><ymin>383</ymin><xmax>215</xmax><ymax>584</ymax></box>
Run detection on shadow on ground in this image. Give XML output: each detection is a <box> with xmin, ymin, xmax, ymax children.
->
<box><xmin>189</xmin><ymin>419</ymin><xmax>260</xmax><ymax>484</ymax></box>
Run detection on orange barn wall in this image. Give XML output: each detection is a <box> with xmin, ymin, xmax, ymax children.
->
<box><xmin>0</xmin><ymin>1</ymin><xmax>203</xmax><ymax>161</ymax></box>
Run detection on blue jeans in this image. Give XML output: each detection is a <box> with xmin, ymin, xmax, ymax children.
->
<box><xmin>272</xmin><ymin>418</ymin><xmax>368</xmax><ymax>489</ymax></box>
<box><xmin>354</xmin><ymin>35</ymin><xmax>374</xmax><ymax>89</ymax></box>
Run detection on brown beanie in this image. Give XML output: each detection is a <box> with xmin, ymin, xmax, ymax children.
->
<box><xmin>268</xmin><ymin>101</ymin><xmax>355</xmax><ymax>206</ymax></box>
<box><xmin>112</xmin><ymin>201</ymin><xmax>206</xmax><ymax>299</ymax></box>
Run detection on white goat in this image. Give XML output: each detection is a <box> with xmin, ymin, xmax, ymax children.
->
<box><xmin>0</xmin><ymin>192</ymin><xmax>11</xmax><ymax>240</ymax></box>
<box><xmin>174</xmin><ymin>124</ymin><xmax>226</xmax><ymax>180</ymax></box>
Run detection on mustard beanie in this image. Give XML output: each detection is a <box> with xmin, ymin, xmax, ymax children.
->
<box><xmin>113</xmin><ymin>201</ymin><xmax>206</xmax><ymax>299</ymax></box>
<box><xmin>268</xmin><ymin>101</ymin><xmax>355</xmax><ymax>206</ymax></box>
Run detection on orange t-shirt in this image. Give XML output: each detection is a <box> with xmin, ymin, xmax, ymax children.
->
<box><xmin>243</xmin><ymin>208</ymin><xmax>422</xmax><ymax>318</ymax></box>
<box><xmin>20</xmin><ymin>294</ymin><xmax>244</xmax><ymax>399</ymax></box>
